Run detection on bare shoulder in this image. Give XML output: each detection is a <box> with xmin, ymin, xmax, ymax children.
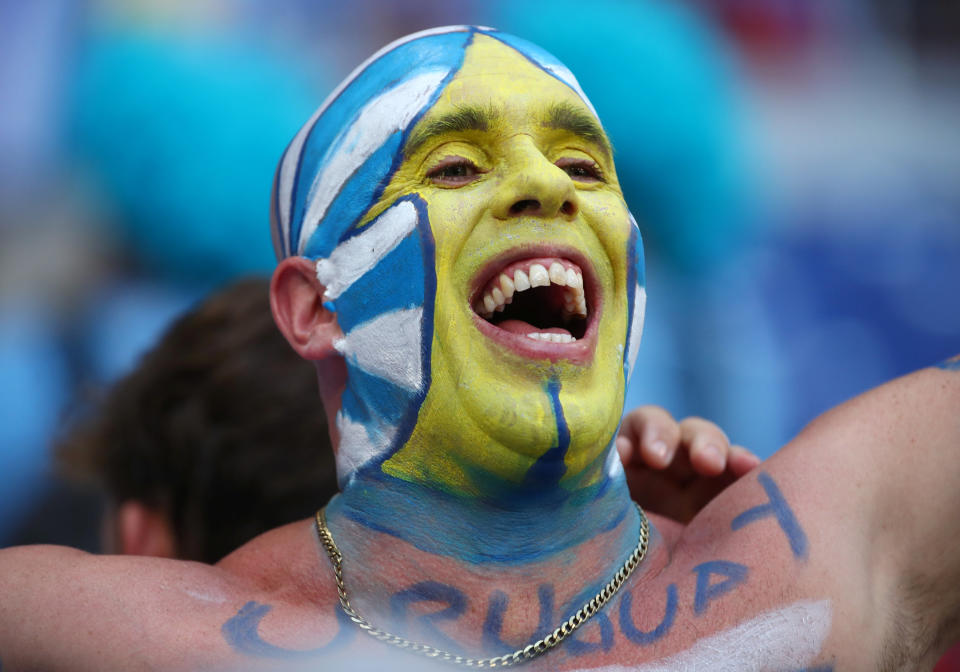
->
<box><xmin>626</xmin><ymin>363</ymin><xmax>960</xmax><ymax>670</ymax></box>
<box><xmin>0</xmin><ymin>521</ymin><xmax>343</xmax><ymax>671</ymax></box>
<box><xmin>217</xmin><ymin>517</ymin><xmax>330</xmax><ymax>595</ymax></box>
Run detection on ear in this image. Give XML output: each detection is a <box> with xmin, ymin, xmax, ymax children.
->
<box><xmin>271</xmin><ymin>256</ymin><xmax>343</xmax><ymax>360</ymax></box>
<box><xmin>115</xmin><ymin>501</ymin><xmax>177</xmax><ymax>558</ymax></box>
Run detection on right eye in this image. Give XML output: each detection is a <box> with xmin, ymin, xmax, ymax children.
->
<box><xmin>426</xmin><ymin>157</ymin><xmax>481</xmax><ymax>186</ymax></box>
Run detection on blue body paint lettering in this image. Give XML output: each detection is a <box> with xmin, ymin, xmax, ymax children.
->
<box><xmin>535</xmin><ymin>584</ymin><xmax>555</xmax><ymax>639</ymax></box>
<box><xmin>222</xmin><ymin>601</ymin><xmax>353</xmax><ymax>657</ymax></box>
<box><xmin>563</xmin><ymin>581</ymin><xmax>614</xmax><ymax>655</ymax></box>
<box><xmin>693</xmin><ymin>560</ymin><xmax>748</xmax><ymax>616</ymax></box>
<box><xmin>789</xmin><ymin>666</ymin><xmax>834</xmax><ymax>672</ymax></box>
<box><xmin>390</xmin><ymin>581</ymin><xmax>468</xmax><ymax>652</ymax></box>
<box><xmin>482</xmin><ymin>590</ymin><xmax>511</xmax><ymax>651</ymax></box>
<box><xmin>618</xmin><ymin>583</ymin><xmax>678</xmax><ymax>645</ymax></box>
<box><xmin>482</xmin><ymin>585</ymin><xmax>554</xmax><ymax>652</ymax></box>
<box><xmin>566</xmin><ymin>610</ymin><xmax>614</xmax><ymax>656</ymax></box>
<box><xmin>732</xmin><ymin>471</ymin><xmax>809</xmax><ymax>560</ymax></box>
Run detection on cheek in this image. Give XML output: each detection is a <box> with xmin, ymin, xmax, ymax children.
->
<box><xmin>585</xmin><ymin>200</ymin><xmax>634</xmax><ymax>281</ymax></box>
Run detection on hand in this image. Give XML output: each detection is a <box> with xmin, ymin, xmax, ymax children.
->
<box><xmin>616</xmin><ymin>406</ymin><xmax>761</xmax><ymax>523</ymax></box>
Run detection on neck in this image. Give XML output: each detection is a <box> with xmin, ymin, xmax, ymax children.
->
<box><xmin>321</xmin><ymin>468</ymin><xmax>653</xmax><ymax>659</ymax></box>
<box><xmin>330</xmin><ymin>458</ymin><xmax>638</xmax><ymax>564</ymax></box>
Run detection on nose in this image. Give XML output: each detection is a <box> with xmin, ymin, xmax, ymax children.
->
<box><xmin>491</xmin><ymin>137</ymin><xmax>579</xmax><ymax>221</ymax></box>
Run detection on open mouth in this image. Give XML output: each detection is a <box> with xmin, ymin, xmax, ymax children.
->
<box><xmin>470</xmin><ymin>254</ymin><xmax>596</xmax><ymax>361</ymax></box>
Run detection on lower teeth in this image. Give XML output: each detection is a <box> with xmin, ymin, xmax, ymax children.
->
<box><xmin>526</xmin><ymin>333</ymin><xmax>575</xmax><ymax>343</ymax></box>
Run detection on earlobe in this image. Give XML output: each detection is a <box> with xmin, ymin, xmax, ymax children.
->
<box><xmin>271</xmin><ymin>256</ymin><xmax>343</xmax><ymax>360</ymax></box>
<box><xmin>116</xmin><ymin>501</ymin><xmax>176</xmax><ymax>558</ymax></box>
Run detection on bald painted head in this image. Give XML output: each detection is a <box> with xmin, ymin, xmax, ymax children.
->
<box><xmin>271</xmin><ymin>26</ymin><xmax>645</xmax><ymax>503</ymax></box>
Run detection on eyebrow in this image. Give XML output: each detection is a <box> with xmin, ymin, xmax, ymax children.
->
<box><xmin>544</xmin><ymin>102</ymin><xmax>612</xmax><ymax>158</ymax></box>
<box><xmin>404</xmin><ymin>104</ymin><xmax>501</xmax><ymax>157</ymax></box>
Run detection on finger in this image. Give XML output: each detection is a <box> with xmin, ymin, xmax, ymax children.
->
<box><xmin>615</xmin><ymin>435</ymin><xmax>633</xmax><ymax>464</ymax></box>
<box><xmin>619</xmin><ymin>405</ymin><xmax>681</xmax><ymax>469</ymax></box>
<box><xmin>727</xmin><ymin>444</ymin><xmax>761</xmax><ymax>477</ymax></box>
<box><xmin>679</xmin><ymin>417</ymin><xmax>730</xmax><ymax>477</ymax></box>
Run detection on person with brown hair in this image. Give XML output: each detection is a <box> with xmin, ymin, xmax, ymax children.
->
<box><xmin>57</xmin><ymin>277</ymin><xmax>339</xmax><ymax>564</ymax></box>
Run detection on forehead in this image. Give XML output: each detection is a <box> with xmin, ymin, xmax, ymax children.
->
<box><xmin>424</xmin><ymin>33</ymin><xmax>593</xmax><ymax>128</ymax></box>
<box><xmin>275</xmin><ymin>27</ymin><xmax>605</xmax><ymax>261</ymax></box>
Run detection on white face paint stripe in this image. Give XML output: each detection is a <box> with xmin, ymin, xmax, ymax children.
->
<box><xmin>334</xmin><ymin>306</ymin><xmax>424</xmax><ymax>392</ymax></box>
<box><xmin>296</xmin><ymin>70</ymin><xmax>448</xmax><ymax>254</ymax></box>
<box><xmin>625</xmin><ymin>286</ymin><xmax>646</xmax><ymax>382</ymax></box>
<box><xmin>605</xmin><ymin>442</ymin><xmax>625</xmax><ymax>479</ymax></box>
<box><xmin>315</xmin><ymin>200</ymin><xmax>418</xmax><ymax>300</ymax></box>
<box><xmin>335</xmin><ymin>410</ymin><xmax>398</xmax><ymax>486</ymax></box>
<box><xmin>592</xmin><ymin>600</ymin><xmax>832</xmax><ymax>672</ymax></box>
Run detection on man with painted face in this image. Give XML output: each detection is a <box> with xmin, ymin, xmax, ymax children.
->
<box><xmin>1</xmin><ymin>26</ymin><xmax>960</xmax><ymax>671</ymax></box>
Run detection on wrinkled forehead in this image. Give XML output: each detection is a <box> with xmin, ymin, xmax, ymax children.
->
<box><xmin>271</xmin><ymin>26</ymin><xmax>598</xmax><ymax>261</ymax></box>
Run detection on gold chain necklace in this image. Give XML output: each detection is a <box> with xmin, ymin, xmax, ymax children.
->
<box><xmin>315</xmin><ymin>503</ymin><xmax>649</xmax><ymax>667</ymax></box>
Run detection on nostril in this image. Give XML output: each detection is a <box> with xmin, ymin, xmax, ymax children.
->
<box><xmin>560</xmin><ymin>201</ymin><xmax>577</xmax><ymax>217</ymax></box>
<box><xmin>510</xmin><ymin>199</ymin><xmax>540</xmax><ymax>216</ymax></box>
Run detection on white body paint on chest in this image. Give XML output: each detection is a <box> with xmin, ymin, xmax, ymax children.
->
<box><xmin>594</xmin><ymin>599</ymin><xmax>832</xmax><ymax>672</ymax></box>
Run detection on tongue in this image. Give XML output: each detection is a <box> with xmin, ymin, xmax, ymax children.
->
<box><xmin>498</xmin><ymin>319</ymin><xmax>572</xmax><ymax>337</ymax></box>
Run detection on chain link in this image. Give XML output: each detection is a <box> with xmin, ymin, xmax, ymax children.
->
<box><xmin>315</xmin><ymin>503</ymin><xmax>649</xmax><ymax>667</ymax></box>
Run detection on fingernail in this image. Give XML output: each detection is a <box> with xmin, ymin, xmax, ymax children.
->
<box><xmin>650</xmin><ymin>440</ymin><xmax>668</xmax><ymax>460</ymax></box>
<box><xmin>703</xmin><ymin>443</ymin><xmax>722</xmax><ymax>465</ymax></box>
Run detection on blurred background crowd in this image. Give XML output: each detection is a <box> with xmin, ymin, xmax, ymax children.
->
<box><xmin>0</xmin><ymin>0</ymin><xmax>958</xmax><ymax>555</ymax></box>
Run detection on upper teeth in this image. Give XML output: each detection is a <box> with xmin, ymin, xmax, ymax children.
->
<box><xmin>476</xmin><ymin>260</ymin><xmax>587</xmax><ymax>322</ymax></box>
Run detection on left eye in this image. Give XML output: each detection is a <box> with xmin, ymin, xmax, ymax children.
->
<box><xmin>426</xmin><ymin>158</ymin><xmax>480</xmax><ymax>186</ymax></box>
<box><xmin>556</xmin><ymin>159</ymin><xmax>603</xmax><ymax>182</ymax></box>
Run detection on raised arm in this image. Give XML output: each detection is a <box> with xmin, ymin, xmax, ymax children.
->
<box><xmin>0</xmin><ymin>545</ymin><xmax>243</xmax><ymax>671</ymax></box>
<box><xmin>765</xmin><ymin>357</ymin><xmax>960</xmax><ymax>665</ymax></box>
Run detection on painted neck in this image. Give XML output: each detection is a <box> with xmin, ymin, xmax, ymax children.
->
<box><xmin>326</xmin><ymin>451</ymin><xmax>639</xmax><ymax>567</ymax></box>
<box><xmin>320</xmin><ymin>468</ymin><xmax>649</xmax><ymax>659</ymax></box>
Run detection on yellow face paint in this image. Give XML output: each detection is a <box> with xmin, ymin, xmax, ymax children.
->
<box><xmin>373</xmin><ymin>34</ymin><xmax>635</xmax><ymax>496</ymax></box>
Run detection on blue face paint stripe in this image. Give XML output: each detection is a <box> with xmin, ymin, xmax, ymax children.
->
<box><xmin>519</xmin><ymin>379</ymin><xmax>570</xmax><ymax>493</ymax></box>
<box><xmin>370</xmin><ymin>194</ymin><xmax>436</xmax><ymax>464</ymax></box>
<box><xmin>326</xmin><ymin>220</ymin><xmax>427</xmax><ymax>331</ymax></box>
<box><xmin>631</xmin><ymin>216</ymin><xmax>646</xmax><ymax>288</ymax></box>
<box><xmin>222</xmin><ymin>601</ymin><xmax>354</xmax><ymax>657</ymax></box>
<box><xmin>618</xmin><ymin>583</ymin><xmax>678</xmax><ymax>645</ymax></box>
<box><xmin>731</xmin><ymin>471</ymin><xmax>809</xmax><ymax>561</ymax></box>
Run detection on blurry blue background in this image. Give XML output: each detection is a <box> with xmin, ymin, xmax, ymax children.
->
<box><xmin>0</xmin><ymin>0</ymin><xmax>958</xmax><ymax>547</ymax></box>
